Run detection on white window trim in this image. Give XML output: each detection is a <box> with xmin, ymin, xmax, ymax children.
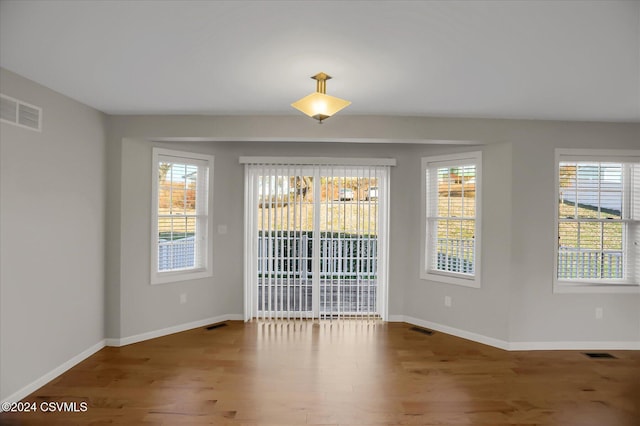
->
<box><xmin>553</xmin><ymin>148</ymin><xmax>640</xmax><ymax>294</ymax></box>
<box><xmin>151</xmin><ymin>148</ymin><xmax>214</xmax><ymax>285</ymax></box>
<box><xmin>421</xmin><ymin>151</ymin><xmax>482</xmax><ymax>288</ymax></box>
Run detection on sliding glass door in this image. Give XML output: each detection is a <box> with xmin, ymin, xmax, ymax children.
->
<box><xmin>243</xmin><ymin>159</ymin><xmax>390</xmax><ymax>321</ymax></box>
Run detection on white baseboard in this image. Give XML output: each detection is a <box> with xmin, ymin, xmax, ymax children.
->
<box><xmin>401</xmin><ymin>315</ymin><xmax>510</xmax><ymax>350</ymax></box>
<box><xmin>508</xmin><ymin>341</ymin><xmax>640</xmax><ymax>351</ymax></box>
<box><xmin>225</xmin><ymin>314</ymin><xmax>245</xmax><ymax>321</ymax></box>
<box><xmin>387</xmin><ymin>314</ymin><xmax>405</xmax><ymax>322</ymax></box>
<box><xmin>106</xmin><ymin>314</ymin><xmax>243</xmax><ymax>347</ymax></box>
<box><xmin>1</xmin><ymin>340</ymin><xmax>106</xmax><ymax>405</ymax></box>
<box><xmin>398</xmin><ymin>315</ymin><xmax>640</xmax><ymax>351</ymax></box>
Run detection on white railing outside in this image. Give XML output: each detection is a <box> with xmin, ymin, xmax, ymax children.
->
<box><xmin>557</xmin><ymin>248</ymin><xmax>623</xmax><ymax>279</ymax></box>
<box><xmin>158</xmin><ymin>236</ymin><xmax>195</xmax><ymax>271</ymax></box>
<box><xmin>257</xmin><ymin>233</ymin><xmax>378</xmax><ymax>279</ymax></box>
<box><xmin>256</xmin><ymin>232</ymin><xmax>378</xmax><ymax>314</ymax></box>
<box><xmin>435</xmin><ymin>238</ymin><xmax>474</xmax><ymax>274</ymax></box>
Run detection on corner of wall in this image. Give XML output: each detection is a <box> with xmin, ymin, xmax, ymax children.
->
<box><xmin>104</xmin><ymin>123</ymin><xmax>122</xmax><ymax>339</ymax></box>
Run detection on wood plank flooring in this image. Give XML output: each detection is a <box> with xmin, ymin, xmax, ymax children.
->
<box><xmin>1</xmin><ymin>321</ymin><xmax>638</xmax><ymax>425</ymax></box>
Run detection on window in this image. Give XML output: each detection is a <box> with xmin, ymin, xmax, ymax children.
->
<box><xmin>422</xmin><ymin>152</ymin><xmax>481</xmax><ymax>287</ymax></box>
<box><xmin>555</xmin><ymin>149</ymin><xmax>639</xmax><ymax>293</ymax></box>
<box><xmin>151</xmin><ymin>148</ymin><xmax>214</xmax><ymax>284</ymax></box>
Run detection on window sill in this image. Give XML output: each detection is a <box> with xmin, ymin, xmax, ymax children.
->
<box><xmin>151</xmin><ymin>269</ymin><xmax>212</xmax><ymax>285</ymax></box>
<box><xmin>554</xmin><ymin>282</ymin><xmax>640</xmax><ymax>294</ymax></box>
<box><xmin>421</xmin><ymin>271</ymin><xmax>480</xmax><ymax>288</ymax></box>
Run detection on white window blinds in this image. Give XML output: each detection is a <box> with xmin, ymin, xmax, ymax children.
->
<box><xmin>556</xmin><ymin>151</ymin><xmax>640</xmax><ymax>287</ymax></box>
<box><xmin>151</xmin><ymin>148</ymin><xmax>214</xmax><ymax>284</ymax></box>
<box><xmin>423</xmin><ymin>152</ymin><xmax>481</xmax><ymax>288</ymax></box>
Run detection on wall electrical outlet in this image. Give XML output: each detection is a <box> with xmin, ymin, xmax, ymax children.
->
<box><xmin>445</xmin><ymin>296</ymin><xmax>452</xmax><ymax>307</ymax></box>
<box><xmin>595</xmin><ymin>307</ymin><xmax>603</xmax><ymax>319</ymax></box>
<box><xmin>180</xmin><ymin>293</ymin><xmax>187</xmax><ymax>304</ymax></box>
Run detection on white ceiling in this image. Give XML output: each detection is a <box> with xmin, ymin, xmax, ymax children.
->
<box><xmin>1</xmin><ymin>0</ymin><xmax>639</xmax><ymax>122</ymax></box>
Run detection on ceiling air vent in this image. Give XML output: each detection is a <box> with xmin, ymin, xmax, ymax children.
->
<box><xmin>0</xmin><ymin>94</ymin><xmax>42</xmax><ymax>131</ymax></box>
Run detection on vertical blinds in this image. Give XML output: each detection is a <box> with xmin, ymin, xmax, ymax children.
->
<box><xmin>316</xmin><ymin>165</ymin><xmax>383</xmax><ymax>321</ymax></box>
<box><xmin>242</xmin><ymin>158</ymin><xmax>393</xmax><ymax>321</ymax></box>
<box><xmin>252</xmin><ymin>163</ymin><xmax>314</xmax><ymax>320</ymax></box>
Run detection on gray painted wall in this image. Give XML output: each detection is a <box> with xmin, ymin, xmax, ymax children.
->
<box><xmin>0</xmin><ymin>69</ymin><xmax>106</xmax><ymax>400</ymax></box>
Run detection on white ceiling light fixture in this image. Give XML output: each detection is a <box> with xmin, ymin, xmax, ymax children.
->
<box><xmin>291</xmin><ymin>72</ymin><xmax>351</xmax><ymax>123</ymax></box>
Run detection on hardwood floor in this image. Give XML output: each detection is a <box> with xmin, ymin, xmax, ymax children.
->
<box><xmin>1</xmin><ymin>321</ymin><xmax>638</xmax><ymax>425</ymax></box>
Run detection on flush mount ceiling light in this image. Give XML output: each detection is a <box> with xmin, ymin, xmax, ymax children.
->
<box><xmin>291</xmin><ymin>72</ymin><xmax>351</xmax><ymax>123</ymax></box>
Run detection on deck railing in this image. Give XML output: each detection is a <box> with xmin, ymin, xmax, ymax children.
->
<box><xmin>256</xmin><ymin>232</ymin><xmax>379</xmax><ymax>314</ymax></box>
<box><xmin>160</xmin><ymin>236</ymin><xmax>626</xmax><ymax>284</ymax></box>
<box><xmin>257</xmin><ymin>232</ymin><xmax>378</xmax><ymax>279</ymax></box>
<box><xmin>158</xmin><ymin>236</ymin><xmax>195</xmax><ymax>271</ymax></box>
<box><xmin>557</xmin><ymin>248</ymin><xmax>623</xmax><ymax>279</ymax></box>
<box><xmin>435</xmin><ymin>238</ymin><xmax>474</xmax><ymax>274</ymax></box>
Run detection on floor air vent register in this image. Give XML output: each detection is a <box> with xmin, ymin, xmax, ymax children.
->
<box><xmin>410</xmin><ymin>327</ymin><xmax>435</xmax><ymax>335</ymax></box>
<box><xmin>583</xmin><ymin>352</ymin><xmax>616</xmax><ymax>359</ymax></box>
<box><xmin>205</xmin><ymin>322</ymin><xmax>228</xmax><ymax>331</ymax></box>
